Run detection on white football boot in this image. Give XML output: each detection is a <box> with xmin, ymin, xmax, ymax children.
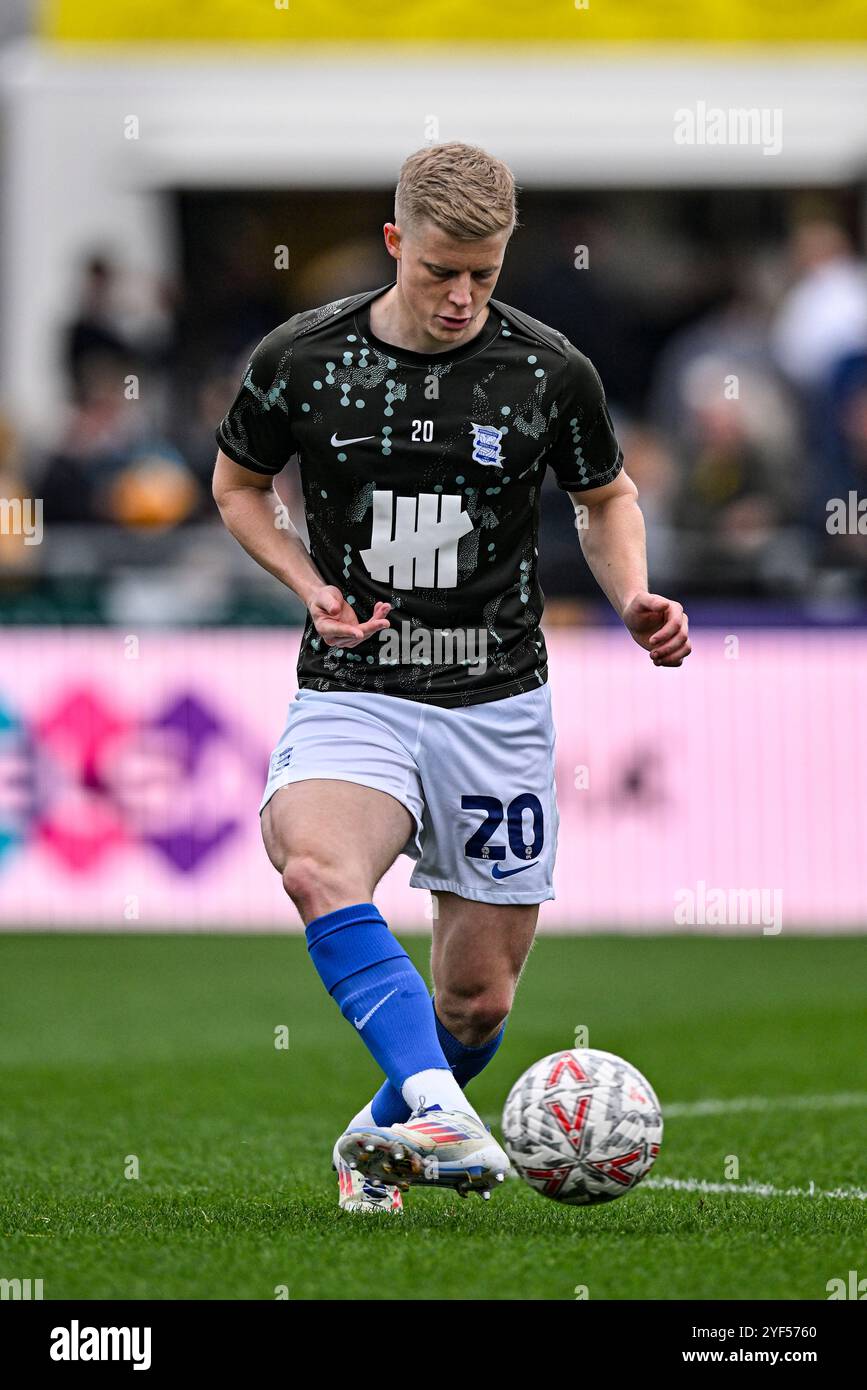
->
<box><xmin>336</xmin><ymin>1105</ymin><xmax>510</xmax><ymax>1199</ymax></box>
<box><xmin>334</xmin><ymin>1139</ymin><xmax>404</xmax><ymax>1213</ymax></box>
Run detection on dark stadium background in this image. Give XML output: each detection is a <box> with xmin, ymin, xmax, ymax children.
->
<box><xmin>13</xmin><ymin>183</ymin><xmax>865</xmax><ymax>626</ymax></box>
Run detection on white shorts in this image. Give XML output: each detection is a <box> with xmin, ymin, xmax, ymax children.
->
<box><xmin>260</xmin><ymin>682</ymin><xmax>559</xmax><ymax>905</ymax></box>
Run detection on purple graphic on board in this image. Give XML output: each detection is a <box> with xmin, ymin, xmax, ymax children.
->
<box><xmin>0</xmin><ymin>686</ymin><xmax>268</xmax><ymax>875</ymax></box>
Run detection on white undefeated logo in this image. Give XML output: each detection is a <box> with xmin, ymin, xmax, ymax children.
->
<box><xmin>360</xmin><ymin>490</ymin><xmax>473</xmax><ymax>589</ymax></box>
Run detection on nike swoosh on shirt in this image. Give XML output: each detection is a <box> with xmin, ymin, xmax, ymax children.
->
<box><xmin>491</xmin><ymin>862</ymin><xmax>538</xmax><ymax>880</ymax></box>
<box><xmin>331</xmin><ymin>433</ymin><xmax>377</xmax><ymax>447</ymax></box>
<box><xmin>354</xmin><ymin>988</ymin><xmax>398</xmax><ymax>1031</ymax></box>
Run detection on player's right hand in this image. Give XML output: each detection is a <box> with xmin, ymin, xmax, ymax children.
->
<box><xmin>308</xmin><ymin>585</ymin><xmax>392</xmax><ymax>648</ymax></box>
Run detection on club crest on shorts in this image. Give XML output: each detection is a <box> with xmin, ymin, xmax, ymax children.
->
<box><xmin>470</xmin><ymin>423</ymin><xmax>505</xmax><ymax>468</ymax></box>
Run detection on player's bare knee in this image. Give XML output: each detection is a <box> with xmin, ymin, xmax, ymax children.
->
<box><xmin>280</xmin><ymin>853</ymin><xmax>328</xmax><ymax>907</ymax></box>
<box><xmin>438</xmin><ymin>987</ymin><xmax>511</xmax><ymax>1047</ymax></box>
<box><xmin>280</xmin><ymin>853</ymin><xmax>366</xmax><ymax>921</ymax></box>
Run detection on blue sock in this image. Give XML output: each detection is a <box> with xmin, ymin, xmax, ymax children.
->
<box><xmin>370</xmin><ymin>1001</ymin><xmax>508</xmax><ymax>1125</ymax></box>
<box><xmin>305</xmin><ymin>902</ymin><xmax>451</xmax><ymax>1094</ymax></box>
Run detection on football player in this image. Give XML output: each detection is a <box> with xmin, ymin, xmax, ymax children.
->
<box><xmin>213</xmin><ymin>142</ymin><xmax>690</xmax><ymax>1211</ymax></box>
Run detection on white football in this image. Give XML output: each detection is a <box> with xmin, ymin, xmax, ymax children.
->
<box><xmin>501</xmin><ymin>1048</ymin><xmax>663</xmax><ymax>1204</ymax></box>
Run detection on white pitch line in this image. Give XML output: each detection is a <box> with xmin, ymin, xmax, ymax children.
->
<box><xmin>663</xmin><ymin>1092</ymin><xmax>867</xmax><ymax>1118</ymax></box>
<box><xmin>643</xmin><ymin>1176</ymin><xmax>867</xmax><ymax>1202</ymax></box>
<box><xmin>482</xmin><ymin>1092</ymin><xmax>867</xmax><ymax>1130</ymax></box>
<box><xmin>486</xmin><ymin>1094</ymin><xmax>867</xmax><ymax>1202</ymax></box>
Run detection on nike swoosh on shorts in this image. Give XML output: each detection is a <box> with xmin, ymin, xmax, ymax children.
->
<box><xmin>491</xmin><ymin>862</ymin><xmax>538</xmax><ymax>880</ymax></box>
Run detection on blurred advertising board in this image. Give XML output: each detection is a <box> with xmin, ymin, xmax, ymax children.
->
<box><xmin>0</xmin><ymin>628</ymin><xmax>863</xmax><ymax>931</ymax></box>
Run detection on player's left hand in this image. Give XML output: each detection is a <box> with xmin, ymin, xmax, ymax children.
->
<box><xmin>621</xmin><ymin>591</ymin><xmax>691</xmax><ymax>667</ymax></box>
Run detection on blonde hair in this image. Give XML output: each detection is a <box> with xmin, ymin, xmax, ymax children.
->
<box><xmin>395</xmin><ymin>142</ymin><xmax>519</xmax><ymax>241</ymax></box>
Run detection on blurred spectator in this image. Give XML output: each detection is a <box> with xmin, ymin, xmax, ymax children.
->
<box><xmin>64</xmin><ymin>255</ymin><xmax>135</xmax><ymax>405</ymax></box>
<box><xmin>539</xmin><ymin>417</ymin><xmax>680</xmax><ymax>602</ymax></box>
<box><xmin>771</xmin><ymin>221</ymin><xmax>867</xmax><ymax>391</ymax></box>
<box><xmin>771</xmin><ymin>222</ymin><xmax>867</xmax><ymax>576</ymax></box>
<box><xmin>173</xmin><ymin>365</ymin><xmax>242</xmax><ymax>505</ymax></box>
<box><xmin>618</xmin><ymin>423</ymin><xmax>680</xmax><ymax>591</ymax></box>
<box><xmin>819</xmin><ymin>350</ymin><xmax>867</xmax><ymax>575</ymax></box>
<box><xmin>39</xmin><ymin>356</ymin><xmax>203</xmax><ymax>529</ymax></box>
<box><xmin>650</xmin><ymin>256</ymin><xmax>783</xmax><ymax>445</ymax></box>
<box><xmin>669</xmin><ymin>356</ymin><xmax>812</xmax><ymax>595</ymax></box>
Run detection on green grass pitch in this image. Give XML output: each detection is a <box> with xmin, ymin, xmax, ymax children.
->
<box><xmin>1</xmin><ymin>932</ymin><xmax>864</xmax><ymax>1300</ymax></box>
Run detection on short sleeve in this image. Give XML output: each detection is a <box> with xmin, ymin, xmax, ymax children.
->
<box><xmin>544</xmin><ymin>350</ymin><xmax>623</xmax><ymax>492</ymax></box>
<box><xmin>215</xmin><ymin>325</ymin><xmax>298</xmax><ymax>476</ymax></box>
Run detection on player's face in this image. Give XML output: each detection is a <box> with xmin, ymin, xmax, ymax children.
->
<box><xmin>387</xmin><ymin>219</ymin><xmax>511</xmax><ymax>346</ymax></box>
